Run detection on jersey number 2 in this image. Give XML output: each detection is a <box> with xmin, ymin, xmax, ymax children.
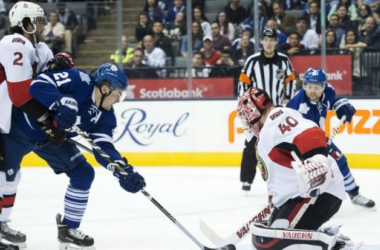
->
<box><xmin>13</xmin><ymin>52</ymin><xmax>23</xmax><ymax>66</ymax></box>
<box><xmin>278</xmin><ymin>116</ymin><xmax>299</xmax><ymax>134</ymax></box>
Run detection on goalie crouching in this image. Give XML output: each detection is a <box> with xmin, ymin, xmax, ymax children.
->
<box><xmin>237</xmin><ymin>88</ymin><xmax>362</xmax><ymax>250</ymax></box>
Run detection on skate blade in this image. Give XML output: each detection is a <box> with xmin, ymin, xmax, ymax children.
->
<box><xmin>2</xmin><ymin>240</ymin><xmax>26</xmax><ymax>249</ymax></box>
<box><xmin>59</xmin><ymin>243</ymin><xmax>96</xmax><ymax>250</ymax></box>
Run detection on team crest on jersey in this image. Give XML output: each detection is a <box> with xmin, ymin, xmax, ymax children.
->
<box><xmin>276</xmin><ymin>69</ymin><xmax>285</xmax><ymax>81</ymax></box>
<box><xmin>89</xmin><ymin>105</ymin><xmax>102</xmax><ymax>123</ymax></box>
<box><xmin>256</xmin><ymin>151</ymin><xmax>268</xmax><ymax>181</ymax></box>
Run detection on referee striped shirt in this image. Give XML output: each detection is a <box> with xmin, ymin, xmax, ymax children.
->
<box><xmin>238</xmin><ymin>51</ymin><xmax>296</xmax><ymax>106</ymax></box>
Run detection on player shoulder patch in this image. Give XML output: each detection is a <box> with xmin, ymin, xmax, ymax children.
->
<box><xmin>270</xmin><ymin>109</ymin><xmax>283</xmax><ymax>120</ymax></box>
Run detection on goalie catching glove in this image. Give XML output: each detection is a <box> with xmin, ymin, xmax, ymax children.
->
<box><xmin>333</xmin><ymin>98</ymin><xmax>356</xmax><ymax>123</ymax></box>
<box><xmin>107</xmin><ymin>157</ymin><xmax>146</xmax><ymax>193</ymax></box>
<box><xmin>292</xmin><ymin>154</ymin><xmax>331</xmax><ymax>196</ymax></box>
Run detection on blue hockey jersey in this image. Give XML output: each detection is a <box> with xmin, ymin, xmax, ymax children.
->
<box><xmin>13</xmin><ymin>68</ymin><xmax>123</xmax><ymax>168</ymax></box>
<box><xmin>286</xmin><ymin>83</ymin><xmax>337</xmax><ymax>128</ymax></box>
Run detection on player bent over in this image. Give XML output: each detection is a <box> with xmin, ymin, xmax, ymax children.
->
<box><xmin>287</xmin><ymin>68</ymin><xmax>375</xmax><ymax>208</ymax></box>
<box><xmin>237</xmin><ymin>88</ymin><xmax>361</xmax><ymax>250</ymax></box>
<box><xmin>1</xmin><ymin>63</ymin><xmax>146</xmax><ymax>249</ymax></box>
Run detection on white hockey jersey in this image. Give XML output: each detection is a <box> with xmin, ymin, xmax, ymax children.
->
<box><xmin>0</xmin><ymin>34</ymin><xmax>53</xmax><ymax>133</ymax></box>
<box><xmin>257</xmin><ymin>107</ymin><xmax>345</xmax><ymax>208</ymax></box>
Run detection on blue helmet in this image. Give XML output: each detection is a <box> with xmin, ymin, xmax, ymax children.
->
<box><xmin>303</xmin><ymin>68</ymin><xmax>327</xmax><ymax>86</ymax></box>
<box><xmin>94</xmin><ymin>63</ymin><xmax>128</xmax><ymax>90</ymax></box>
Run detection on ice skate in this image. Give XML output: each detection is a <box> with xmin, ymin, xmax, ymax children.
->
<box><xmin>56</xmin><ymin>214</ymin><xmax>95</xmax><ymax>250</ymax></box>
<box><xmin>0</xmin><ymin>241</ymin><xmax>19</xmax><ymax>250</ymax></box>
<box><xmin>350</xmin><ymin>193</ymin><xmax>375</xmax><ymax>208</ymax></box>
<box><xmin>332</xmin><ymin>234</ymin><xmax>363</xmax><ymax>250</ymax></box>
<box><xmin>0</xmin><ymin>221</ymin><xmax>26</xmax><ymax>249</ymax></box>
<box><xmin>242</xmin><ymin>182</ymin><xmax>251</xmax><ymax>191</ymax></box>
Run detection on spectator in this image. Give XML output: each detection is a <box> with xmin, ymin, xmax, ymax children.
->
<box><xmin>201</xmin><ymin>36</ymin><xmax>221</xmax><ymax>66</ymax></box>
<box><xmin>328</xmin><ymin>14</ymin><xmax>345</xmax><ymax>46</ymax></box>
<box><xmin>210</xmin><ymin>22</ymin><xmax>231</xmax><ymax>51</ymax></box>
<box><xmin>124</xmin><ymin>48</ymin><xmax>159</xmax><ymax>79</ymax></box>
<box><xmin>357</xmin><ymin>4</ymin><xmax>372</xmax><ymax>32</ymax></box>
<box><xmin>164</xmin><ymin>11</ymin><xmax>187</xmax><ymax>42</ymax></box>
<box><xmin>328</xmin><ymin>0</ymin><xmax>358</xmax><ymax>21</ymax></box>
<box><xmin>323</xmin><ymin>29</ymin><xmax>341</xmax><ymax>53</ymax></box>
<box><xmin>223</xmin><ymin>0</ymin><xmax>248</xmax><ymax>27</ymax></box>
<box><xmin>271</xmin><ymin>1</ymin><xmax>296</xmax><ymax>35</ymax></box>
<box><xmin>358</xmin><ymin>16</ymin><xmax>380</xmax><ymax>47</ymax></box>
<box><xmin>339</xmin><ymin>29</ymin><xmax>367</xmax><ymax>88</ymax></box>
<box><xmin>152</xmin><ymin>21</ymin><xmax>173</xmax><ymax>57</ymax></box>
<box><xmin>303</xmin><ymin>1</ymin><xmax>323</xmax><ymax>34</ymax></box>
<box><xmin>211</xmin><ymin>48</ymin><xmax>239</xmax><ymax>77</ymax></box>
<box><xmin>43</xmin><ymin>12</ymin><xmax>65</xmax><ymax>55</ymax></box>
<box><xmin>336</xmin><ymin>4</ymin><xmax>357</xmax><ymax>32</ymax></box>
<box><xmin>233</xmin><ymin>34</ymin><xmax>254</xmax><ymax>66</ymax></box>
<box><xmin>242</xmin><ymin>4</ymin><xmax>268</xmax><ymax>38</ymax></box>
<box><xmin>374</xmin><ymin>5</ymin><xmax>380</xmax><ymax>23</ymax></box>
<box><xmin>135</xmin><ymin>12</ymin><xmax>153</xmax><ymax>42</ymax></box>
<box><xmin>57</xmin><ymin>2</ymin><xmax>79</xmax><ymax>55</ymax></box>
<box><xmin>186</xmin><ymin>51</ymin><xmax>210</xmax><ymax>77</ymax></box>
<box><xmin>180</xmin><ymin>21</ymin><xmax>203</xmax><ymax>57</ymax></box>
<box><xmin>0</xmin><ymin>0</ymin><xmax>5</xmax><ymax>29</ymax></box>
<box><xmin>265</xmin><ymin>20</ymin><xmax>287</xmax><ymax>47</ymax></box>
<box><xmin>231</xmin><ymin>25</ymin><xmax>255</xmax><ymax>50</ymax></box>
<box><xmin>142</xmin><ymin>34</ymin><xmax>166</xmax><ymax>68</ymax></box>
<box><xmin>296</xmin><ymin>17</ymin><xmax>319</xmax><ymax>49</ymax></box>
<box><xmin>216</xmin><ymin>11</ymin><xmax>235</xmax><ymax>42</ymax></box>
<box><xmin>166</xmin><ymin>0</ymin><xmax>186</xmax><ymax>24</ymax></box>
<box><xmin>192</xmin><ymin>0</ymin><xmax>205</xmax><ymax>11</ymax></box>
<box><xmin>110</xmin><ymin>35</ymin><xmax>134</xmax><ymax>65</ymax></box>
<box><xmin>357</xmin><ymin>0</ymin><xmax>380</xmax><ymax>8</ymax></box>
<box><xmin>192</xmin><ymin>5</ymin><xmax>211</xmax><ymax>37</ymax></box>
<box><xmin>278</xmin><ymin>31</ymin><xmax>306</xmax><ymax>56</ymax></box>
<box><xmin>144</xmin><ymin>0</ymin><xmax>165</xmax><ymax>23</ymax></box>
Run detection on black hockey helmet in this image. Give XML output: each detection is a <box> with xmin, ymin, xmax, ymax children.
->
<box><xmin>260</xmin><ymin>28</ymin><xmax>278</xmax><ymax>40</ymax></box>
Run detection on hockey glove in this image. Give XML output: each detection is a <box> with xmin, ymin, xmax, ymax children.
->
<box><xmin>333</xmin><ymin>98</ymin><xmax>356</xmax><ymax>123</ymax></box>
<box><xmin>51</xmin><ymin>96</ymin><xmax>78</xmax><ymax>130</ymax></box>
<box><xmin>292</xmin><ymin>156</ymin><xmax>330</xmax><ymax>196</ymax></box>
<box><xmin>39</xmin><ymin>118</ymin><xmax>66</xmax><ymax>146</ymax></box>
<box><xmin>108</xmin><ymin>158</ymin><xmax>146</xmax><ymax>193</ymax></box>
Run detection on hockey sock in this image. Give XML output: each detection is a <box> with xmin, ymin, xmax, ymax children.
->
<box><xmin>343</xmin><ymin>172</ymin><xmax>358</xmax><ymax>195</ymax></box>
<box><xmin>0</xmin><ymin>194</ymin><xmax>16</xmax><ymax>221</ymax></box>
<box><xmin>63</xmin><ymin>185</ymin><xmax>90</xmax><ymax>229</ymax></box>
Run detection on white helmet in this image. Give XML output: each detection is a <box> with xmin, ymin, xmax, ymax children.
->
<box><xmin>9</xmin><ymin>1</ymin><xmax>44</xmax><ymax>34</ymax></box>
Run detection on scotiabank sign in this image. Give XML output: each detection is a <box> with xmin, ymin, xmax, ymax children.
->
<box><xmin>290</xmin><ymin>54</ymin><xmax>352</xmax><ymax>95</ymax></box>
<box><xmin>127</xmin><ymin>78</ymin><xmax>234</xmax><ymax>99</ymax></box>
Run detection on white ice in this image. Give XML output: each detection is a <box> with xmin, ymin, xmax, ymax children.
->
<box><xmin>9</xmin><ymin>167</ymin><xmax>380</xmax><ymax>250</ymax></box>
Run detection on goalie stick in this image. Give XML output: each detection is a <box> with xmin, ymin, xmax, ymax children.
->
<box><xmin>199</xmin><ymin>115</ymin><xmax>347</xmax><ymax>247</ymax></box>
<box><xmin>199</xmin><ymin>203</ymin><xmax>274</xmax><ymax>247</ymax></box>
<box><xmin>66</xmin><ymin>127</ymin><xmax>236</xmax><ymax>250</ymax></box>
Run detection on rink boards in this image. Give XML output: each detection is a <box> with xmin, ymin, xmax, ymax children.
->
<box><xmin>21</xmin><ymin>99</ymin><xmax>380</xmax><ymax>169</ymax></box>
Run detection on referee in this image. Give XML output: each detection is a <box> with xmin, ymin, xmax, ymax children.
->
<box><xmin>238</xmin><ymin>28</ymin><xmax>297</xmax><ymax>191</ymax></box>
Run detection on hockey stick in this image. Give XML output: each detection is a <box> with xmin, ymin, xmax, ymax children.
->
<box><xmin>66</xmin><ymin>127</ymin><xmax>236</xmax><ymax>250</ymax></box>
<box><xmin>328</xmin><ymin>115</ymin><xmax>346</xmax><ymax>147</ymax></box>
<box><xmin>199</xmin><ymin>115</ymin><xmax>347</xmax><ymax>247</ymax></box>
<box><xmin>199</xmin><ymin>203</ymin><xmax>274</xmax><ymax>247</ymax></box>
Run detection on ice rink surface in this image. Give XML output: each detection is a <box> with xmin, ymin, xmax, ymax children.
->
<box><xmin>9</xmin><ymin>167</ymin><xmax>380</xmax><ymax>250</ymax></box>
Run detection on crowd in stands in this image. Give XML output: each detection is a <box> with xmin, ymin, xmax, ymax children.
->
<box><xmin>0</xmin><ymin>0</ymin><xmax>100</xmax><ymax>58</ymax></box>
<box><xmin>107</xmin><ymin>0</ymin><xmax>380</xmax><ymax>82</ymax></box>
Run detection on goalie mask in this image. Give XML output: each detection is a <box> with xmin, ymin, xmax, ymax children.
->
<box><xmin>237</xmin><ymin>88</ymin><xmax>273</xmax><ymax>141</ymax></box>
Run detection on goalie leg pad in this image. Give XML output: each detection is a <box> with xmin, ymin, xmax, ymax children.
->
<box><xmin>269</xmin><ymin>193</ymin><xmax>342</xmax><ymax>230</ymax></box>
<box><xmin>252</xmin><ymin>222</ymin><xmax>337</xmax><ymax>250</ymax></box>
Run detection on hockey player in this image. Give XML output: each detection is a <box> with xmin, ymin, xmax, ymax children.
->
<box><xmin>237</xmin><ymin>88</ymin><xmax>359</xmax><ymax>250</ymax></box>
<box><xmin>287</xmin><ymin>68</ymin><xmax>375</xmax><ymax>208</ymax></box>
<box><xmin>0</xmin><ymin>2</ymin><xmax>62</xmax><ymax>248</ymax></box>
<box><xmin>1</xmin><ymin>63</ymin><xmax>146</xmax><ymax>249</ymax></box>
